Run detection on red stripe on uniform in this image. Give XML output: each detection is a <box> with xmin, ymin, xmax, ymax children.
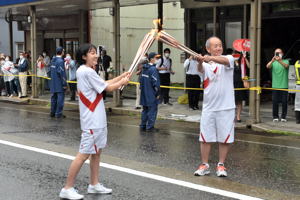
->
<box><xmin>213</xmin><ymin>66</ymin><xmax>218</xmax><ymax>74</ymax></box>
<box><xmin>203</xmin><ymin>79</ymin><xmax>209</xmax><ymax>89</ymax></box>
<box><xmin>224</xmin><ymin>134</ymin><xmax>230</xmax><ymax>143</ymax></box>
<box><xmin>200</xmin><ymin>133</ymin><xmax>206</xmax><ymax>143</ymax></box>
<box><xmin>94</xmin><ymin>144</ymin><xmax>98</xmax><ymax>153</ymax></box>
<box><xmin>90</xmin><ymin>129</ymin><xmax>94</xmax><ymax>135</ymax></box>
<box><xmin>79</xmin><ymin>92</ymin><xmax>103</xmax><ymax>112</ymax></box>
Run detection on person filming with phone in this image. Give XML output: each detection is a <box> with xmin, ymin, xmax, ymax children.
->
<box><xmin>266</xmin><ymin>48</ymin><xmax>289</xmax><ymax>122</ymax></box>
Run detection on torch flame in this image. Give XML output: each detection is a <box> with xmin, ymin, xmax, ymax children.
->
<box><xmin>153</xmin><ymin>19</ymin><xmax>161</xmax><ymax>30</ymax></box>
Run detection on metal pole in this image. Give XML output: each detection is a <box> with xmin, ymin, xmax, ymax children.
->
<box><xmin>255</xmin><ymin>0</ymin><xmax>262</xmax><ymax>123</ymax></box>
<box><xmin>243</xmin><ymin>4</ymin><xmax>247</xmax><ymax>38</ymax></box>
<box><xmin>30</xmin><ymin>6</ymin><xmax>38</xmax><ymax>98</ymax></box>
<box><xmin>213</xmin><ymin>6</ymin><xmax>217</xmax><ymax>36</ymax></box>
<box><xmin>247</xmin><ymin>0</ymin><xmax>258</xmax><ymax>126</ymax></box>
<box><xmin>158</xmin><ymin>0</ymin><xmax>163</xmax><ymax>55</ymax></box>
<box><xmin>9</xmin><ymin>21</ymin><xmax>13</xmax><ymax>59</ymax></box>
<box><xmin>112</xmin><ymin>0</ymin><xmax>122</xmax><ymax>106</ymax></box>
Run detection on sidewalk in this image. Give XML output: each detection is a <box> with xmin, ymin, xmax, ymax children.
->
<box><xmin>0</xmin><ymin>86</ymin><xmax>299</xmax><ymax>135</ymax></box>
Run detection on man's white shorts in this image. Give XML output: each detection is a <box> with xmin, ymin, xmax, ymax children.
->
<box><xmin>200</xmin><ymin>109</ymin><xmax>235</xmax><ymax>143</ymax></box>
<box><xmin>79</xmin><ymin>127</ymin><xmax>107</xmax><ymax>154</ymax></box>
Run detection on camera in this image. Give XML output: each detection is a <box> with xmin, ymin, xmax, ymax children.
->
<box><xmin>275</xmin><ymin>52</ymin><xmax>280</xmax><ymax>57</ymax></box>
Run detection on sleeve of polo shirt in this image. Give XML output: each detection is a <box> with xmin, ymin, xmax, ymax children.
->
<box><xmin>224</xmin><ymin>55</ymin><xmax>234</xmax><ymax>69</ymax></box>
<box><xmin>155</xmin><ymin>58</ymin><xmax>162</xmax><ymax>69</ymax></box>
<box><xmin>88</xmin><ymin>69</ymin><xmax>108</xmax><ymax>94</ymax></box>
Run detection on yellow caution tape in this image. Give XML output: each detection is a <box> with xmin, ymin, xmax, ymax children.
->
<box><xmin>1</xmin><ymin>74</ymin><xmax>300</xmax><ymax>92</ymax></box>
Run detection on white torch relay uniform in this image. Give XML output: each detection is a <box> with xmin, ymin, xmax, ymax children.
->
<box><xmin>76</xmin><ymin>65</ymin><xmax>108</xmax><ymax>154</ymax></box>
<box><xmin>200</xmin><ymin>55</ymin><xmax>236</xmax><ymax>143</ymax></box>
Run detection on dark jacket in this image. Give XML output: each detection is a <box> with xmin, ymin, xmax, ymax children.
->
<box><xmin>49</xmin><ymin>56</ymin><xmax>67</xmax><ymax>93</ymax></box>
<box><xmin>18</xmin><ymin>58</ymin><xmax>29</xmax><ymax>72</ymax></box>
<box><xmin>140</xmin><ymin>63</ymin><xmax>160</xmax><ymax>106</ymax></box>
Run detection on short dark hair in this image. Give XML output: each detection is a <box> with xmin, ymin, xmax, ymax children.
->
<box><xmin>164</xmin><ymin>48</ymin><xmax>171</xmax><ymax>53</ymax></box>
<box><xmin>76</xmin><ymin>43</ymin><xmax>97</xmax><ymax>65</ymax></box>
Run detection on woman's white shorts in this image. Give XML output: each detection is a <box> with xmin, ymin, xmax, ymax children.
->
<box><xmin>79</xmin><ymin>127</ymin><xmax>107</xmax><ymax>154</ymax></box>
<box><xmin>199</xmin><ymin>109</ymin><xmax>235</xmax><ymax>143</ymax></box>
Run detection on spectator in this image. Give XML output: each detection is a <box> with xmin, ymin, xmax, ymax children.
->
<box><xmin>43</xmin><ymin>50</ymin><xmax>51</xmax><ymax>90</ymax></box>
<box><xmin>232</xmin><ymin>51</ymin><xmax>249</xmax><ymax>122</ymax></box>
<box><xmin>65</xmin><ymin>53</ymin><xmax>77</xmax><ymax>101</ymax></box>
<box><xmin>156</xmin><ymin>48</ymin><xmax>175</xmax><ymax>105</ymax></box>
<box><xmin>135</xmin><ymin>53</ymin><xmax>148</xmax><ymax>109</ymax></box>
<box><xmin>100</xmin><ymin>50</ymin><xmax>112</xmax><ymax>81</ymax></box>
<box><xmin>17</xmin><ymin>52</ymin><xmax>29</xmax><ymax>98</ymax></box>
<box><xmin>184</xmin><ymin>55</ymin><xmax>201</xmax><ymax>110</ymax></box>
<box><xmin>36</xmin><ymin>54</ymin><xmax>47</xmax><ymax>95</ymax></box>
<box><xmin>294</xmin><ymin>60</ymin><xmax>300</xmax><ymax>124</ymax></box>
<box><xmin>1</xmin><ymin>56</ymin><xmax>14</xmax><ymax>97</ymax></box>
<box><xmin>49</xmin><ymin>47</ymin><xmax>67</xmax><ymax>118</ymax></box>
<box><xmin>266</xmin><ymin>48</ymin><xmax>289</xmax><ymax>122</ymax></box>
<box><xmin>0</xmin><ymin>57</ymin><xmax>7</xmax><ymax>96</ymax></box>
<box><xmin>140</xmin><ymin>52</ymin><xmax>160</xmax><ymax>132</ymax></box>
<box><xmin>5</xmin><ymin>56</ymin><xmax>21</xmax><ymax>98</ymax></box>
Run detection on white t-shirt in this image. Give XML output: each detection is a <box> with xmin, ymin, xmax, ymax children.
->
<box><xmin>201</xmin><ymin>55</ymin><xmax>235</xmax><ymax>112</ymax></box>
<box><xmin>183</xmin><ymin>59</ymin><xmax>200</xmax><ymax>75</ymax></box>
<box><xmin>156</xmin><ymin>56</ymin><xmax>171</xmax><ymax>74</ymax></box>
<box><xmin>77</xmin><ymin>65</ymin><xmax>108</xmax><ymax>130</ymax></box>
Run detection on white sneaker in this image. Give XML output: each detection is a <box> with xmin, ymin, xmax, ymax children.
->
<box><xmin>194</xmin><ymin>164</ymin><xmax>210</xmax><ymax>176</ymax></box>
<box><xmin>273</xmin><ymin>118</ymin><xmax>279</xmax><ymax>122</ymax></box>
<box><xmin>59</xmin><ymin>187</ymin><xmax>84</xmax><ymax>200</ymax></box>
<box><xmin>216</xmin><ymin>164</ymin><xmax>227</xmax><ymax>177</ymax></box>
<box><xmin>18</xmin><ymin>92</ymin><xmax>22</xmax><ymax>98</ymax></box>
<box><xmin>281</xmin><ymin>118</ymin><xmax>287</xmax><ymax>122</ymax></box>
<box><xmin>87</xmin><ymin>183</ymin><xmax>112</xmax><ymax>194</ymax></box>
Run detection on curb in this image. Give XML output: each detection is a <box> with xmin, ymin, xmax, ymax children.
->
<box><xmin>1</xmin><ymin>97</ymin><xmax>299</xmax><ymax>136</ymax></box>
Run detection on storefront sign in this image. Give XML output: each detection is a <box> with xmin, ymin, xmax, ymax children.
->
<box><xmin>0</xmin><ymin>0</ymin><xmax>40</xmax><ymax>6</ymax></box>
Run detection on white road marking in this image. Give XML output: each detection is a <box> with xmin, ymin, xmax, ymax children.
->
<box><xmin>0</xmin><ymin>139</ymin><xmax>263</xmax><ymax>200</ymax></box>
<box><xmin>0</xmin><ymin>106</ymin><xmax>299</xmax><ymax>151</ymax></box>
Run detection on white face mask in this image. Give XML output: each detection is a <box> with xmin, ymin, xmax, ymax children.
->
<box><xmin>66</xmin><ymin>56</ymin><xmax>71</xmax><ymax>60</ymax></box>
<box><xmin>164</xmin><ymin>53</ymin><xmax>170</xmax><ymax>58</ymax></box>
<box><xmin>5</xmin><ymin>58</ymin><xmax>9</xmax><ymax>61</ymax></box>
<box><xmin>154</xmin><ymin>59</ymin><xmax>160</xmax><ymax>64</ymax></box>
<box><xmin>42</xmin><ymin>53</ymin><xmax>46</xmax><ymax>57</ymax></box>
<box><xmin>20</xmin><ymin>55</ymin><xmax>24</xmax><ymax>59</ymax></box>
<box><xmin>279</xmin><ymin>54</ymin><xmax>283</xmax><ymax>59</ymax></box>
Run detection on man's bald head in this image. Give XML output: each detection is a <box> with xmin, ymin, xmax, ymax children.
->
<box><xmin>205</xmin><ymin>36</ymin><xmax>223</xmax><ymax>56</ymax></box>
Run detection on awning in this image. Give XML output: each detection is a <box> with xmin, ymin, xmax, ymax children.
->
<box><xmin>180</xmin><ymin>0</ymin><xmax>292</xmax><ymax>9</ymax></box>
<box><xmin>0</xmin><ymin>0</ymin><xmax>176</xmax><ymax>18</ymax></box>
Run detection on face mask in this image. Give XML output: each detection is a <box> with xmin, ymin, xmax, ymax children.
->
<box><xmin>5</xmin><ymin>58</ymin><xmax>9</xmax><ymax>61</ymax></box>
<box><xmin>164</xmin><ymin>53</ymin><xmax>170</xmax><ymax>58</ymax></box>
<box><xmin>154</xmin><ymin>59</ymin><xmax>160</xmax><ymax>64</ymax></box>
<box><xmin>279</xmin><ymin>54</ymin><xmax>283</xmax><ymax>59</ymax></box>
<box><xmin>66</xmin><ymin>56</ymin><xmax>71</xmax><ymax>60</ymax></box>
<box><xmin>20</xmin><ymin>55</ymin><xmax>24</xmax><ymax>59</ymax></box>
<box><xmin>43</xmin><ymin>53</ymin><xmax>46</xmax><ymax>56</ymax></box>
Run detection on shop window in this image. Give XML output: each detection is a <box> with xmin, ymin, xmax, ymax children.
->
<box><xmin>225</xmin><ymin>22</ymin><xmax>241</xmax><ymax>49</ymax></box>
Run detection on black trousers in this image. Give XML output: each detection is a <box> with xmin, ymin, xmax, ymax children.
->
<box><xmin>159</xmin><ymin>73</ymin><xmax>170</xmax><ymax>104</ymax></box>
<box><xmin>68</xmin><ymin>82</ymin><xmax>77</xmax><ymax>100</ymax></box>
<box><xmin>186</xmin><ymin>74</ymin><xmax>201</xmax><ymax>108</ymax></box>
<box><xmin>272</xmin><ymin>90</ymin><xmax>288</xmax><ymax>119</ymax></box>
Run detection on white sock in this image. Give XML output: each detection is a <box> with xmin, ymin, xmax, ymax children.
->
<box><xmin>217</xmin><ymin>162</ymin><xmax>224</xmax><ymax>166</ymax></box>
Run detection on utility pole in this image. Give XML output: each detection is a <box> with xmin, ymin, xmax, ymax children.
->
<box><xmin>158</xmin><ymin>0</ymin><xmax>163</xmax><ymax>55</ymax></box>
<box><xmin>112</xmin><ymin>0</ymin><xmax>122</xmax><ymax>106</ymax></box>
<box><xmin>248</xmin><ymin>0</ymin><xmax>258</xmax><ymax>126</ymax></box>
<box><xmin>30</xmin><ymin>5</ymin><xmax>38</xmax><ymax>98</ymax></box>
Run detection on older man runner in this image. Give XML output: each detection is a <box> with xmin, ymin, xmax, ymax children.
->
<box><xmin>194</xmin><ymin>37</ymin><xmax>235</xmax><ymax>177</ymax></box>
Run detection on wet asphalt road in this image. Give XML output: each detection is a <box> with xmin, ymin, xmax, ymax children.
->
<box><xmin>0</xmin><ymin>102</ymin><xmax>299</xmax><ymax>200</ymax></box>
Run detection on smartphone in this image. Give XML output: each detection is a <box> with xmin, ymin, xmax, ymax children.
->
<box><xmin>275</xmin><ymin>52</ymin><xmax>279</xmax><ymax>57</ymax></box>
